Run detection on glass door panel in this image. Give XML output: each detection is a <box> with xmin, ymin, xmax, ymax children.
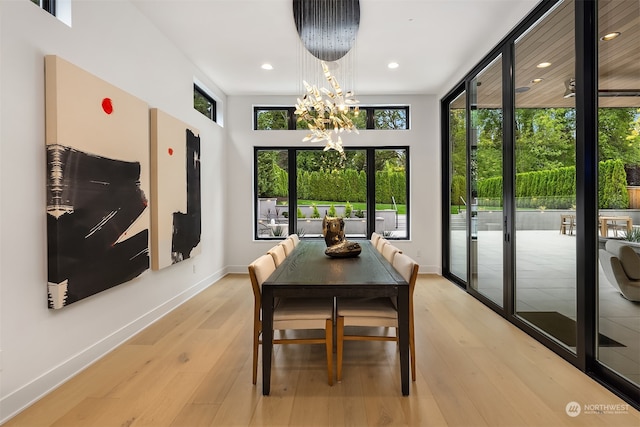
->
<box><xmin>470</xmin><ymin>56</ymin><xmax>504</xmax><ymax>307</ymax></box>
<box><xmin>597</xmin><ymin>0</ymin><xmax>640</xmax><ymax>387</ymax></box>
<box><xmin>375</xmin><ymin>149</ymin><xmax>408</xmax><ymax>239</ymax></box>
<box><xmin>295</xmin><ymin>149</ymin><xmax>367</xmax><ymax>238</ymax></box>
<box><xmin>514</xmin><ymin>1</ymin><xmax>578</xmax><ymax>351</ymax></box>
<box><xmin>256</xmin><ymin>149</ymin><xmax>289</xmax><ymax>238</ymax></box>
<box><xmin>449</xmin><ymin>92</ymin><xmax>468</xmax><ymax>281</ymax></box>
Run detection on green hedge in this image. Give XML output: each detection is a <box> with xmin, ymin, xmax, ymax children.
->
<box><xmin>260</xmin><ymin>166</ymin><xmax>405</xmax><ymax>204</ymax></box>
<box><xmin>475</xmin><ymin>159</ymin><xmax>628</xmax><ymax>209</ymax></box>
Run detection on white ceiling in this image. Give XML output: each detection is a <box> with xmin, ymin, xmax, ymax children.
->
<box><xmin>131</xmin><ymin>0</ymin><xmax>540</xmax><ymax>96</ymax></box>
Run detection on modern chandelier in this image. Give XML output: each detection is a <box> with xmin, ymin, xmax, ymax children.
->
<box><xmin>292</xmin><ymin>0</ymin><xmax>361</xmax><ymax>155</ymax></box>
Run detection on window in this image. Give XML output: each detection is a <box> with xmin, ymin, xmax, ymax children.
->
<box><xmin>31</xmin><ymin>0</ymin><xmax>55</xmax><ymax>15</ymax></box>
<box><xmin>254</xmin><ymin>147</ymin><xmax>410</xmax><ymax>241</ymax></box>
<box><xmin>255</xmin><ymin>149</ymin><xmax>289</xmax><ymax>238</ymax></box>
<box><xmin>254</xmin><ymin>107</ymin><xmax>296</xmax><ymax>130</ymax></box>
<box><xmin>253</xmin><ymin>106</ymin><xmax>410</xmax><ymax>130</ymax></box>
<box><xmin>370</xmin><ymin>107</ymin><xmax>409</xmax><ymax>129</ymax></box>
<box><xmin>30</xmin><ymin>0</ymin><xmax>71</xmax><ymax>26</ymax></box>
<box><xmin>194</xmin><ymin>84</ymin><xmax>216</xmax><ymax>122</ymax></box>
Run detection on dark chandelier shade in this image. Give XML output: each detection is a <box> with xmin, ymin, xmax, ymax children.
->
<box><xmin>293</xmin><ymin>0</ymin><xmax>360</xmax><ymax>62</ymax></box>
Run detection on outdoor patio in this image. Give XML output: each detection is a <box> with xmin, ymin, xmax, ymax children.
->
<box><xmin>451</xmin><ymin>228</ymin><xmax>640</xmax><ymax>386</ymax></box>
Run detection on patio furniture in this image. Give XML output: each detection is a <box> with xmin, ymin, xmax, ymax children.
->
<box><xmin>599</xmin><ymin>216</ymin><xmax>632</xmax><ymax>237</ymax></box>
<box><xmin>599</xmin><ymin>240</ymin><xmax>640</xmax><ymax>302</ymax></box>
<box><xmin>559</xmin><ymin>214</ymin><xmax>575</xmax><ymax>235</ymax></box>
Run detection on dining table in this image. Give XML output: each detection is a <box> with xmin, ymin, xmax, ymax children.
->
<box><xmin>261</xmin><ymin>239</ymin><xmax>410</xmax><ymax>396</ymax></box>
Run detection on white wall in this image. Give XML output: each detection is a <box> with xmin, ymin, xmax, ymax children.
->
<box><xmin>224</xmin><ymin>95</ymin><xmax>442</xmax><ymax>274</ymax></box>
<box><xmin>0</xmin><ymin>1</ymin><xmax>227</xmax><ymax>421</ymax></box>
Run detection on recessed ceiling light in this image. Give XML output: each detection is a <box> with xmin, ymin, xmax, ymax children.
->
<box><xmin>388</xmin><ymin>62</ymin><xmax>399</xmax><ymax>69</ymax></box>
<box><xmin>531</xmin><ymin>78</ymin><xmax>544</xmax><ymax>84</ymax></box>
<box><xmin>515</xmin><ymin>86</ymin><xmax>530</xmax><ymax>93</ymax></box>
<box><xmin>261</xmin><ymin>63</ymin><xmax>273</xmax><ymax>70</ymax></box>
<box><xmin>600</xmin><ymin>32</ymin><xmax>621</xmax><ymax>41</ymax></box>
<box><xmin>537</xmin><ymin>62</ymin><xmax>551</xmax><ymax>68</ymax></box>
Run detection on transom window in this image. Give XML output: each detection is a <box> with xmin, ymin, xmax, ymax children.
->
<box><xmin>31</xmin><ymin>0</ymin><xmax>55</xmax><ymax>15</ymax></box>
<box><xmin>194</xmin><ymin>84</ymin><xmax>217</xmax><ymax>122</ymax></box>
<box><xmin>254</xmin><ymin>106</ymin><xmax>409</xmax><ymax>130</ymax></box>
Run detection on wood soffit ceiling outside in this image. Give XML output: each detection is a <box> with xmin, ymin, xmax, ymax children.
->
<box><xmin>451</xmin><ymin>0</ymin><xmax>640</xmax><ymax>110</ymax></box>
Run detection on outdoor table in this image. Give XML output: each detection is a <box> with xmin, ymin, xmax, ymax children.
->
<box><xmin>599</xmin><ymin>215</ymin><xmax>633</xmax><ymax>236</ymax></box>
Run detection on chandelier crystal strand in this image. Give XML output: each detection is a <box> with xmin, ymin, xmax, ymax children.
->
<box><xmin>294</xmin><ymin>0</ymin><xmax>360</xmax><ymax>156</ymax></box>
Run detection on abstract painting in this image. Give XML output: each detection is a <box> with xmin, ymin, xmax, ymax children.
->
<box><xmin>150</xmin><ymin>109</ymin><xmax>201</xmax><ymax>270</ymax></box>
<box><xmin>45</xmin><ymin>55</ymin><xmax>150</xmax><ymax>309</ymax></box>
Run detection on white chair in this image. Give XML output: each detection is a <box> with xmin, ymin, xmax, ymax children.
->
<box><xmin>382</xmin><ymin>243</ymin><xmax>402</xmax><ymax>264</ymax></box>
<box><xmin>336</xmin><ymin>252</ymin><xmax>419</xmax><ymax>382</ymax></box>
<box><xmin>280</xmin><ymin>237</ymin><xmax>295</xmax><ymax>256</ymax></box>
<box><xmin>376</xmin><ymin>237</ymin><xmax>389</xmax><ymax>253</ymax></box>
<box><xmin>288</xmin><ymin>234</ymin><xmax>300</xmax><ymax>246</ymax></box>
<box><xmin>370</xmin><ymin>232</ymin><xmax>382</xmax><ymax>247</ymax></box>
<box><xmin>267</xmin><ymin>244</ymin><xmax>286</xmax><ymax>267</ymax></box>
<box><xmin>248</xmin><ymin>254</ymin><xmax>335</xmax><ymax>385</ymax></box>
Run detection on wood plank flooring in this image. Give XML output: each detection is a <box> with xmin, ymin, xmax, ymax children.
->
<box><xmin>4</xmin><ymin>274</ymin><xmax>639</xmax><ymax>427</ymax></box>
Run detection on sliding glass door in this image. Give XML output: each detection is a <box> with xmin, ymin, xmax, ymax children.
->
<box><xmin>597</xmin><ymin>0</ymin><xmax>640</xmax><ymax>387</ymax></box>
<box><xmin>513</xmin><ymin>1</ymin><xmax>578</xmax><ymax>352</ymax></box>
<box><xmin>448</xmin><ymin>92</ymin><xmax>468</xmax><ymax>282</ymax></box>
<box><xmin>469</xmin><ymin>56</ymin><xmax>504</xmax><ymax>307</ymax></box>
<box><xmin>441</xmin><ymin>0</ymin><xmax>640</xmax><ymax>407</ymax></box>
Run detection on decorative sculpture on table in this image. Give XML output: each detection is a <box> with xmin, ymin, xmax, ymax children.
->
<box><xmin>322</xmin><ymin>215</ymin><xmax>361</xmax><ymax>258</ymax></box>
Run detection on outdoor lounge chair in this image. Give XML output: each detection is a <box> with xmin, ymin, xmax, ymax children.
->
<box><xmin>599</xmin><ymin>240</ymin><xmax>640</xmax><ymax>302</ymax></box>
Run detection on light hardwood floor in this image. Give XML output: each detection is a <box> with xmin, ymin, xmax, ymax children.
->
<box><xmin>4</xmin><ymin>274</ymin><xmax>639</xmax><ymax>427</ymax></box>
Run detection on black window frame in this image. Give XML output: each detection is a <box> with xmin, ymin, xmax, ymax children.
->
<box><xmin>366</xmin><ymin>106</ymin><xmax>410</xmax><ymax>130</ymax></box>
<box><xmin>253</xmin><ymin>107</ymin><xmax>297</xmax><ymax>130</ymax></box>
<box><xmin>253</xmin><ymin>146</ymin><xmax>410</xmax><ymax>241</ymax></box>
<box><xmin>31</xmin><ymin>0</ymin><xmax>56</xmax><ymax>15</ymax></box>
<box><xmin>193</xmin><ymin>84</ymin><xmax>217</xmax><ymax>122</ymax></box>
<box><xmin>253</xmin><ymin>106</ymin><xmax>410</xmax><ymax>130</ymax></box>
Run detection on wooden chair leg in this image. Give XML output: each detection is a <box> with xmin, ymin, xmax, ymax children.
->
<box><xmin>410</xmin><ymin>320</ymin><xmax>416</xmax><ymax>382</ymax></box>
<box><xmin>325</xmin><ymin>319</ymin><xmax>333</xmax><ymax>386</ymax></box>
<box><xmin>252</xmin><ymin>320</ymin><xmax>260</xmax><ymax>385</ymax></box>
<box><xmin>336</xmin><ymin>316</ymin><xmax>344</xmax><ymax>381</ymax></box>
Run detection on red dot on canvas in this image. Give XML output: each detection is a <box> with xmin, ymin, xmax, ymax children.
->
<box><xmin>102</xmin><ymin>98</ymin><xmax>113</xmax><ymax>114</ymax></box>
<box><xmin>168</xmin><ymin>148</ymin><xmax>174</xmax><ymax>156</ymax></box>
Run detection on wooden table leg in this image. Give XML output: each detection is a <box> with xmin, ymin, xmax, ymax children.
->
<box><xmin>262</xmin><ymin>288</ymin><xmax>274</xmax><ymax>395</ymax></box>
<box><xmin>397</xmin><ymin>286</ymin><xmax>410</xmax><ymax>396</ymax></box>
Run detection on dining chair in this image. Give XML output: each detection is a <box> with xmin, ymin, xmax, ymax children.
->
<box><xmin>248</xmin><ymin>254</ymin><xmax>335</xmax><ymax>385</ymax></box>
<box><xmin>382</xmin><ymin>243</ymin><xmax>402</xmax><ymax>263</ymax></box>
<box><xmin>267</xmin><ymin>244</ymin><xmax>287</xmax><ymax>267</ymax></box>
<box><xmin>336</xmin><ymin>252</ymin><xmax>419</xmax><ymax>382</ymax></box>
<box><xmin>288</xmin><ymin>233</ymin><xmax>300</xmax><ymax>246</ymax></box>
<box><xmin>370</xmin><ymin>232</ymin><xmax>381</xmax><ymax>247</ymax></box>
<box><xmin>376</xmin><ymin>237</ymin><xmax>389</xmax><ymax>253</ymax></box>
<box><xmin>280</xmin><ymin>237</ymin><xmax>295</xmax><ymax>256</ymax></box>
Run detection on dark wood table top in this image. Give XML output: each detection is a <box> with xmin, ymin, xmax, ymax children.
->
<box><xmin>263</xmin><ymin>240</ymin><xmax>406</xmax><ymax>292</ymax></box>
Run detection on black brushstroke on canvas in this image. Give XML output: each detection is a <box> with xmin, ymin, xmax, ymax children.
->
<box><xmin>171</xmin><ymin>129</ymin><xmax>201</xmax><ymax>263</ymax></box>
<box><xmin>46</xmin><ymin>144</ymin><xmax>149</xmax><ymax>308</ymax></box>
